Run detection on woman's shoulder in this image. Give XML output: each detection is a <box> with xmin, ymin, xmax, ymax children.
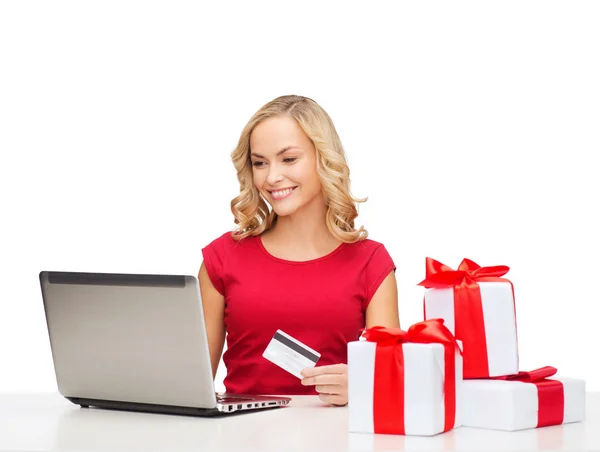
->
<box><xmin>345</xmin><ymin>237</ymin><xmax>389</xmax><ymax>253</ymax></box>
<box><xmin>342</xmin><ymin>237</ymin><xmax>395</xmax><ymax>264</ymax></box>
<box><xmin>205</xmin><ymin>230</ymin><xmax>235</xmax><ymax>246</ymax></box>
<box><xmin>203</xmin><ymin>230</ymin><xmax>257</xmax><ymax>252</ymax></box>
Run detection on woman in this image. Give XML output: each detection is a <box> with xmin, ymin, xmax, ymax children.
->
<box><xmin>199</xmin><ymin>95</ymin><xmax>399</xmax><ymax>406</ymax></box>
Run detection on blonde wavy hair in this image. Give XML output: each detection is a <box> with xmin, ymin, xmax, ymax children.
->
<box><xmin>230</xmin><ymin>95</ymin><xmax>368</xmax><ymax>243</ymax></box>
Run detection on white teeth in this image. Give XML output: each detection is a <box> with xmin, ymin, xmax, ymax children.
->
<box><xmin>271</xmin><ymin>188</ymin><xmax>294</xmax><ymax>198</ymax></box>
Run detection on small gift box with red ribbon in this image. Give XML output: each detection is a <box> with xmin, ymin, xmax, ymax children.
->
<box><xmin>348</xmin><ymin>319</ymin><xmax>462</xmax><ymax>436</ymax></box>
<box><xmin>418</xmin><ymin>257</ymin><xmax>519</xmax><ymax>379</ymax></box>
<box><xmin>461</xmin><ymin>366</ymin><xmax>585</xmax><ymax>431</ymax></box>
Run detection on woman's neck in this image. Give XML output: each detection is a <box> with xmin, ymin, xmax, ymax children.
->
<box><xmin>262</xmin><ymin>195</ymin><xmax>341</xmax><ymax>258</ymax></box>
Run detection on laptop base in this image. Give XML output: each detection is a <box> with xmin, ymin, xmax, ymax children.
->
<box><xmin>66</xmin><ymin>397</ymin><xmax>264</xmax><ymax>418</ymax></box>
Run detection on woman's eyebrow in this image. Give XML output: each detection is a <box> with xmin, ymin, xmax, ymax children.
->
<box><xmin>250</xmin><ymin>146</ymin><xmax>300</xmax><ymax>159</ymax></box>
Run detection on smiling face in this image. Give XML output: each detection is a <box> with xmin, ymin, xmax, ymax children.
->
<box><xmin>249</xmin><ymin>115</ymin><xmax>324</xmax><ymax>218</ymax></box>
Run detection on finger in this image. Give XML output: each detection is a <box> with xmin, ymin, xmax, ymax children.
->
<box><xmin>300</xmin><ymin>364</ymin><xmax>347</xmax><ymax>378</ymax></box>
<box><xmin>315</xmin><ymin>385</ymin><xmax>340</xmax><ymax>394</ymax></box>
<box><xmin>318</xmin><ymin>393</ymin><xmax>348</xmax><ymax>406</ymax></box>
<box><xmin>301</xmin><ymin>374</ymin><xmax>345</xmax><ymax>386</ymax></box>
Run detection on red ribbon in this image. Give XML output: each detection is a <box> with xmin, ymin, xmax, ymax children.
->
<box><xmin>418</xmin><ymin>257</ymin><xmax>513</xmax><ymax>378</ymax></box>
<box><xmin>362</xmin><ymin>319</ymin><xmax>461</xmax><ymax>435</ymax></box>
<box><xmin>492</xmin><ymin>366</ymin><xmax>565</xmax><ymax>427</ymax></box>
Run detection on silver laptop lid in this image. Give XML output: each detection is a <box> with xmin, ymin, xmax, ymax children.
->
<box><xmin>39</xmin><ymin>271</ymin><xmax>217</xmax><ymax>409</ymax></box>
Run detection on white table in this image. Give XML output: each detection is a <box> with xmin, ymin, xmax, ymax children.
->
<box><xmin>0</xmin><ymin>392</ymin><xmax>597</xmax><ymax>451</ymax></box>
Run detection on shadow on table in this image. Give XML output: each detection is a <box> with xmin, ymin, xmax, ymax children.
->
<box><xmin>53</xmin><ymin>402</ymin><xmax>348</xmax><ymax>451</ymax></box>
<box><xmin>52</xmin><ymin>404</ymin><xmax>286</xmax><ymax>451</ymax></box>
<box><xmin>348</xmin><ymin>421</ymin><xmax>587</xmax><ymax>452</ymax></box>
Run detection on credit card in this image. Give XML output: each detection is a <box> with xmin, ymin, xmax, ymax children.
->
<box><xmin>262</xmin><ymin>329</ymin><xmax>321</xmax><ymax>379</ymax></box>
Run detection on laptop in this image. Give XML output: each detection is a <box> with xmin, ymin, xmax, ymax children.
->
<box><xmin>39</xmin><ymin>270</ymin><xmax>291</xmax><ymax>416</ymax></box>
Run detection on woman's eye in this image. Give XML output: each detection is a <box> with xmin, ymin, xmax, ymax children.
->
<box><xmin>252</xmin><ymin>161</ymin><xmax>265</xmax><ymax>167</ymax></box>
<box><xmin>283</xmin><ymin>157</ymin><xmax>297</xmax><ymax>163</ymax></box>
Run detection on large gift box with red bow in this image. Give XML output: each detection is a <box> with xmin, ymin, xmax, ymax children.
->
<box><xmin>418</xmin><ymin>257</ymin><xmax>519</xmax><ymax>378</ymax></box>
<box><xmin>348</xmin><ymin>319</ymin><xmax>462</xmax><ymax>436</ymax></box>
<box><xmin>461</xmin><ymin>366</ymin><xmax>585</xmax><ymax>431</ymax></box>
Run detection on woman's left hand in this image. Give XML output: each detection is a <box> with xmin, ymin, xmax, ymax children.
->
<box><xmin>300</xmin><ymin>363</ymin><xmax>348</xmax><ymax>406</ymax></box>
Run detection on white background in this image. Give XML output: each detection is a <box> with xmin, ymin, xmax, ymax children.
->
<box><xmin>1</xmin><ymin>1</ymin><xmax>598</xmax><ymax>394</ymax></box>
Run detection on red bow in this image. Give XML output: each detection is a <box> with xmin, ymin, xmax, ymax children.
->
<box><xmin>418</xmin><ymin>257</ymin><xmax>510</xmax><ymax>288</ymax></box>
<box><xmin>362</xmin><ymin>319</ymin><xmax>461</xmax><ymax>435</ymax></box>
<box><xmin>494</xmin><ymin>366</ymin><xmax>557</xmax><ymax>382</ymax></box>
<box><xmin>362</xmin><ymin>318</ymin><xmax>462</xmax><ymax>350</ymax></box>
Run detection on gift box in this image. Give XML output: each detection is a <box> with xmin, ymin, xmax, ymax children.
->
<box><xmin>418</xmin><ymin>257</ymin><xmax>519</xmax><ymax>378</ymax></box>
<box><xmin>461</xmin><ymin>366</ymin><xmax>585</xmax><ymax>431</ymax></box>
<box><xmin>348</xmin><ymin>319</ymin><xmax>462</xmax><ymax>436</ymax></box>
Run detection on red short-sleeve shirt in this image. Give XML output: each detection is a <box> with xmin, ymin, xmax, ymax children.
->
<box><xmin>201</xmin><ymin>231</ymin><xmax>396</xmax><ymax>395</ymax></box>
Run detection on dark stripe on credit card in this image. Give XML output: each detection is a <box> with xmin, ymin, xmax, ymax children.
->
<box><xmin>273</xmin><ymin>332</ymin><xmax>319</xmax><ymax>364</ymax></box>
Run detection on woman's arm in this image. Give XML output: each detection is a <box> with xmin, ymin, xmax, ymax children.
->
<box><xmin>198</xmin><ymin>261</ymin><xmax>226</xmax><ymax>379</ymax></box>
<box><xmin>365</xmin><ymin>270</ymin><xmax>400</xmax><ymax>328</ymax></box>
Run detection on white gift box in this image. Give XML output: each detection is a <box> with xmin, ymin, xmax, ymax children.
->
<box><xmin>424</xmin><ymin>281</ymin><xmax>519</xmax><ymax>378</ymax></box>
<box><xmin>348</xmin><ymin>340</ymin><xmax>462</xmax><ymax>436</ymax></box>
<box><xmin>461</xmin><ymin>377</ymin><xmax>585</xmax><ymax>431</ymax></box>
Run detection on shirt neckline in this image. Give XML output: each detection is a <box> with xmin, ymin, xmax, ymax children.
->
<box><xmin>255</xmin><ymin>235</ymin><xmax>347</xmax><ymax>265</ymax></box>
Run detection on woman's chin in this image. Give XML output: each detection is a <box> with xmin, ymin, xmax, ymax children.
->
<box><xmin>272</xmin><ymin>208</ymin><xmax>293</xmax><ymax>217</ymax></box>
<box><xmin>271</xmin><ymin>203</ymin><xmax>299</xmax><ymax>218</ymax></box>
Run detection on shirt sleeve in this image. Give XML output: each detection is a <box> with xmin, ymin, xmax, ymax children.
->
<box><xmin>201</xmin><ymin>233</ymin><xmax>228</xmax><ymax>296</ymax></box>
<box><xmin>363</xmin><ymin>244</ymin><xmax>396</xmax><ymax>311</ymax></box>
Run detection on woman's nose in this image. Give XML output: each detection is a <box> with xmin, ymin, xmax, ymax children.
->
<box><xmin>266</xmin><ymin>166</ymin><xmax>284</xmax><ymax>185</ymax></box>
